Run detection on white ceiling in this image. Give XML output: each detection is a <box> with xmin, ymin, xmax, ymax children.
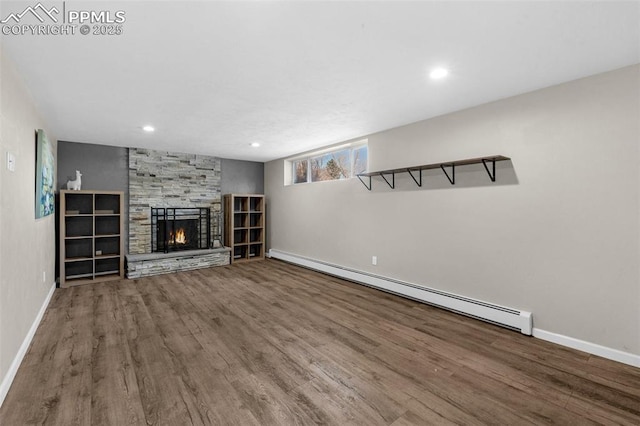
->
<box><xmin>2</xmin><ymin>1</ymin><xmax>639</xmax><ymax>162</ymax></box>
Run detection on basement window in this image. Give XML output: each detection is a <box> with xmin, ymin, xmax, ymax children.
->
<box><xmin>286</xmin><ymin>141</ymin><xmax>368</xmax><ymax>185</ymax></box>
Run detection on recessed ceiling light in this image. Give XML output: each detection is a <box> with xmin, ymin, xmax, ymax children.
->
<box><xmin>429</xmin><ymin>68</ymin><xmax>449</xmax><ymax>80</ymax></box>
<box><xmin>251</xmin><ymin>142</ymin><xmax>260</xmax><ymax>148</ymax></box>
<box><xmin>142</xmin><ymin>125</ymin><xmax>155</xmax><ymax>132</ymax></box>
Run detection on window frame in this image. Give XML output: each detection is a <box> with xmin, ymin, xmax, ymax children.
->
<box><xmin>287</xmin><ymin>141</ymin><xmax>368</xmax><ymax>186</ymax></box>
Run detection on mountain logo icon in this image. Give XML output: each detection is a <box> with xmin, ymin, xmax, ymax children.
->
<box><xmin>1</xmin><ymin>2</ymin><xmax>60</xmax><ymax>24</ymax></box>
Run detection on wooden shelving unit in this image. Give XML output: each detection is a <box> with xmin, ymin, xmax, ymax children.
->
<box><xmin>59</xmin><ymin>190</ymin><xmax>124</xmax><ymax>287</ymax></box>
<box><xmin>356</xmin><ymin>155</ymin><xmax>510</xmax><ymax>190</ymax></box>
<box><xmin>223</xmin><ymin>194</ymin><xmax>265</xmax><ymax>263</ymax></box>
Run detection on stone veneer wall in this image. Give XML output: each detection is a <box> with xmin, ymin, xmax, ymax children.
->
<box><xmin>129</xmin><ymin>149</ymin><xmax>221</xmax><ymax>254</ymax></box>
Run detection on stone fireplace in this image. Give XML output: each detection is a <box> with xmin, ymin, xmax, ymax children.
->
<box><xmin>126</xmin><ymin>149</ymin><xmax>229</xmax><ymax>278</ymax></box>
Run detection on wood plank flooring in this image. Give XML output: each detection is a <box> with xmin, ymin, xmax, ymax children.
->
<box><xmin>1</xmin><ymin>259</ymin><xmax>639</xmax><ymax>425</ymax></box>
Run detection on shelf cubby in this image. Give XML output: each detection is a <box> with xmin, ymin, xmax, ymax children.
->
<box><xmin>249</xmin><ymin>196</ymin><xmax>263</xmax><ymax>212</ymax></box>
<box><xmin>249</xmin><ymin>228</ymin><xmax>262</xmax><ymax>243</ymax></box>
<box><xmin>233</xmin><ymin>245</ymin><xmax>248</xmax><ymax>261</ymax></box>
<box><xmin>95</xmin><ymin>257</ymin><xmax>120</xmax><ymax>275</ymax></box>
<box><xmin>233</xmin><ymin>197</ymin><xmax>248</xmax><ymax>212</ymax></box>
<box><xmin>233</xmin><ymin>213</ymin><xmax>248</xmax><ymax>228</ymax></box>
<box><xmin>234</xmin><ymin>229</ymin><xmax>248</xmax><ymax>245</ymax></box>
<box><xmin>95</xmin><ymin>236</ymin><xmax>120</xmax><ymax>257</ymax></box>
<box><xmin>249</xmin><ymin>213</ymin><xmax>263</xmax><ymax>228</ymax></box>
<box><xmin>64</xmin><ymin>259</ymin><xmax>93</xmax><ymax>281</ymax></box>
<box><xmin>248</xmin><ymin>243</ymin><xmax>263</xmax><ymax>258</ymax></box>
<box><xmin>65</xmin><ymin>238</ymin><xmax>93</xmax><ymax>259</ymax></box>
<box><xmin>65</xmin><ymin>216</ymin><xmax>93</xmax><ymax>237</ymax></box>
<box><xmin>64</xmin><ymin>193</ymin><xmax>93</xmax><ymax>215</ymax></box>
<box><xmin>95</xmin><ymin>215</ymin><xmax>120</xmax><ymax>235</ymax></box>
<box><xmin>95</xmin><ymin>193</ymin><xmax>121</xmax><ymax>214</ymax></box>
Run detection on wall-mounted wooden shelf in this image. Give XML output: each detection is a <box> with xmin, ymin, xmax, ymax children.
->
<box><xmin>356</xmin><ymin>155</ymin><xmax>510</xmax><ymax>190</ymax></box>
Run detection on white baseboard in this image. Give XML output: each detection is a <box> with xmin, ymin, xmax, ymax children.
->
<box><xmin>0</xmin><ymin>282</ymin><xmax>56</xmax><ymax>408</ymax></box>
<box><xmin>268</xmin><ymin>249</ymin><xmax>640</xmax><ymax>369</ymax></box>
<box><xmin>533</xmin><ymin>328</ymin><xmax>640</xmax><ymax>368</ymax></box>
<box><xmin>268</xmin><ymin>249</ymin><xmax>532</xmax><ymax>335</ymax></box>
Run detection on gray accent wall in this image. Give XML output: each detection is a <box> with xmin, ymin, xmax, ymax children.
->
<box><xmin>264</xmin><ymin>65</ymin><xmax>640</xmax><ymax>357</ymax></box>
<box><xmin>57</xmin><ymin>142</ymin><xmax>128</xmax><ymax>193</ymax></box>
<box><xmin>57</xmin><ymin>141</ymin><xmax>129</xmax><ymax>252</ymax></box>
<box><xmin>221</xmin><ymin>158</ymin><xmax>264</xmax><ymax>194</ymax></box>
<box><xmin>220</xmin><ymin>159</ymin><xmax>264</xmax><ymax>248</ymax></box>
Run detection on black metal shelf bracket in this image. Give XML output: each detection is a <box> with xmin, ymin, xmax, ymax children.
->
<box><xmin>482</xmin><ymin>158</ymin><xmax>497</xmax><ymax>182</ymax></box>
<box><xmin>357</xmin><ymin>175</ymin><xmax>372</xmax><ymax>191</ymax></box>
<box><xmin>407</xmin><ymin>168</ymin><xmax>422</xmax><ymax>187</ymax></box>
<box><xmin>441</xmin><ymin>164</ymin><xmax>455</xmax><ymax>185</ymax></box>
<box><xmin>380</xmin><ymin>172</ymin><xmax>395</xmax><ymax>189</ymax></box>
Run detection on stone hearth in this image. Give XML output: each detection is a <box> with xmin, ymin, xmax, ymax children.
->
<box><xmin>126</xmin><ymin>248</ymin><xmax>230</xmax><ymax>279</ymax></box>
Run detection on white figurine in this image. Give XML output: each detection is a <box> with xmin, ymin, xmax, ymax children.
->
<box><xmin>66</xmin><ymin>170</ymin><xmax>82</xmax><ymax>190</ymax></box>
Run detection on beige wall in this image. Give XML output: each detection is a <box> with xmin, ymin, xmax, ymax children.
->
<box><xmin>265</xmin><ymin>65</ymin><xmax>640</xmax><ymax>356</ymax></box>
<box><xmin>0</xmin><ymin>48</ymin><xmax>57</xmax><ymax>385</ymax></box>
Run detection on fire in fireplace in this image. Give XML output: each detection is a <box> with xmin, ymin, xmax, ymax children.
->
<box><xmin>171</xmin><ymin>228</ymin><xmax>187</xmax><ymax>245</ymax></box>
<box><xmin>151</xmin><ymin>208</ymin><xmax>210</xmax><ymax>253</ymax></box>
<box><xmin>159</xmin><ymin>219</ymin><xmax>198</xmax><ymax>250</ymax></box>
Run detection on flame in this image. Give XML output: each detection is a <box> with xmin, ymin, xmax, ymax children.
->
<box><xmin>170</xmin><ymin>228</ymin><xmax>187</xmax><ymax>245</ymax></box>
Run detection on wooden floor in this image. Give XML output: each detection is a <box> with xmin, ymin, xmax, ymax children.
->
<box><xmin>1</xmin><ymin>260</ymin><xmax>639</xmax><ymax>425</ymax></box>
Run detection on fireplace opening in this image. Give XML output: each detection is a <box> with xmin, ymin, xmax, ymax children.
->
<box><xmin>151</xmin><ymin>208</ymin><xmax>211</xmax><ymax>253</ymax></box>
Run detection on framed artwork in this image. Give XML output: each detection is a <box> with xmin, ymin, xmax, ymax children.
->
<box><xmin>35</xmin><ymin>129</ymin><xmax>55</xmax><ymax>218</ymax></box>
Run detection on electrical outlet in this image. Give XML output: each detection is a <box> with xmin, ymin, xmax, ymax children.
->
<box><xmin>372</xmin><ymin>256</ymin><xmax>377</xmax><ymax>266</ymax></box>
<box><xmin>42</xmin><ymin>271</ymin><xmax>46</xmax><ymax>283</ymax></box>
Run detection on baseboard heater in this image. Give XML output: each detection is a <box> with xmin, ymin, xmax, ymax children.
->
<box><xmin>268</xmin><ymin>249</ymin><xmax>532</xmax><ymax>335</ymax></box>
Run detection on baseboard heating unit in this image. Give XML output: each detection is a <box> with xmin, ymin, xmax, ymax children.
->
<box><xmin>268</xmin><ymin>249</ymin><xmax>533</xmax><ymax>335</ymax></box>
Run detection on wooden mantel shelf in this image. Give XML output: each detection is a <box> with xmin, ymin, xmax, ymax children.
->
<box><xmin>356</xmin><ymin>155</ymin><xmax>510</xmax><ymax>190</ymax></box>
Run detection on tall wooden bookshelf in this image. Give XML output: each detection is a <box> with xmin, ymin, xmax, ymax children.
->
<box><xmin>223</xmin><ymin>194</ymin><xmax>265</xmax><ymax>263</ymax></box>
<box><xmin>59</xmin><ymin>190</ymin><xmax>124</xmax><ymax>287</ymax></box>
